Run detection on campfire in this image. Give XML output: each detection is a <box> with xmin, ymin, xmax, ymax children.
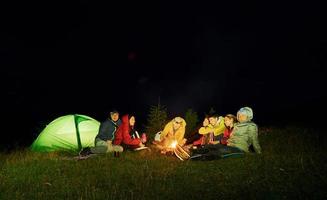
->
<box><xmin>170</xmin><ymin>140</ymin><xmax>178</xmax><ymax>149</ymax></box>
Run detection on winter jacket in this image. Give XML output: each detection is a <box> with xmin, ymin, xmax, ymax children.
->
<box><xmin>198</xmin><ymin>126</ymin><xmax>213</xmax><ymax>135</ymax></box>
<box><xmin>95</xmin><ymin>118</ymin><xmax>121</xmax><ymax>141</ymax></box>
<box><xmin>113</xmin><ymin>115</ymin><xmax>141</xmax><ymax>147</ymax></box>
<box><xmin>199</xmin><ymin>116</ymin><xmax>225</xmax><ymax>136</ymax></box>
<box><xmin>160</xmin><ymin>118</ymin><xmax>186</xmax><ymax>146</ymax></box>
<box><xmin>227</xmin><ymin>121</ymin><xmax>261</xmax><ymax>153</ymax></box>
<box><xmin>220</xmin><ymin>127</ymin><xmax>233</xmax><ymax>145</ymax></box>
<box><xmin>212</xmin><ymin>116</ymin><xmax>225</xmax><ymax>136</ymax></box>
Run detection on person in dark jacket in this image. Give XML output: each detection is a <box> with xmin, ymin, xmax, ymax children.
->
<box><xmin>79</xmin><ymin>110</ymin><xmax>123</xmax><ymax>156</ymax></box>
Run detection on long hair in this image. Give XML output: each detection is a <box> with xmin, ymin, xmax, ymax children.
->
<box><xmin>224</xmin><ymin>114</ymin><xmax>237</xmax><ymax>128</ymax></box>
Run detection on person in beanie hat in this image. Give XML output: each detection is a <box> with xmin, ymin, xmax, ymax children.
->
<box><xmin>237</xmin><ymin>107</ymin><xmax>253</xmax><ymax>121</ymax></box>
<box><xmin>226</xmin><ymin>106</ymin><xmax>261</xmax><ymax>153</ymax></box>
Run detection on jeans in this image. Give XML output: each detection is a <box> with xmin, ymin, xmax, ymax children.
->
<box><xmin>91</xmin><ymin>138</ymin><xmax>123</xmax><ymax>154</ymax></box>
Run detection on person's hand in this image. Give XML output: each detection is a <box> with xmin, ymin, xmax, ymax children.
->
<box><xmin>210</xmin><ymin>141</ymin><xmax>219</xmax><ymax>145</ymax></box>
<box><xmin>203</xmin><ymin>118</ymin><xmax>209</xmax><ymax>127</ymax></box>
<box><xmin>141</xmin><ymin>133</ymin><xmax>147</xmax><ymax>143</ymax></box>
<box><xmin>180</xmin><ymin>138</ymin><xmax>187</xmax><ymax>146</ymax></box>
<box><xmin>106</xmin><ymin>140</ymin><xmax>114</xmax><ymax>152</ymax></box>
<box><xmin>168</xmin><ymin>132</ymin><xmax>174</xmax><ymax>137</ymax></box>
<box><xmin>139</xmin><ymin>142</ymin><xmax>145</xmax><ymax>147</ymax></box>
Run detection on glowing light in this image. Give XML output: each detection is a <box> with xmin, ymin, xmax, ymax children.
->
<box><xmin>170</xmin><ymin>140</ymin><xmax>178</xmax><ymax>149</ymax></box>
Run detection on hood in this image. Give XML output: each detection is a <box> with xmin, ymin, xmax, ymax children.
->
<box><xmin>237</xmin><ymin>107</ymin><xmax>253</xmax><ymax>122</ymax></box>
<box><xmin>121</xmin><ymin>114</ymin><xmax>130</xmax><ymax>124</ymax></box>
<box><xmin>121</xmin><ymin>114</ymin><xmax>135</xmax><ymax>130</ymax></box>
<box><xmin>170</xmin><ymin>117</ymin><xmax>186</xmax><ymax>129</ymax></box>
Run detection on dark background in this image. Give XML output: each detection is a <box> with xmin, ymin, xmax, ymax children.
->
<box><xmin>2</xmin><ymin>1</ymin><xmax>326</xmax><ymax>149</ymax></box>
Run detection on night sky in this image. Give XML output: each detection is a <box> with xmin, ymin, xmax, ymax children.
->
<box><xmin>2</xmin><ymin>1</ymin><xmax>327</xmax><ymax>148</ymax></box>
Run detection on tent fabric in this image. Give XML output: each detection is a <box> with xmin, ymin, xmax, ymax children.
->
<box><xmin>31</xmin><ymin>114</ymin><xmax>100</xmax><ymax>152</ymax></box>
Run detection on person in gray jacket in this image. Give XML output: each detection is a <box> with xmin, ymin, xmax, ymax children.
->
<box><xmin>190</xmin><ymin>107</ymin><xmax>261</xmax><ymax>160</ymax></box>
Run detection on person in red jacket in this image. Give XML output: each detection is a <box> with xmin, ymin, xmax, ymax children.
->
<box><xmin>220</xmin><ymin>114</ymin><xmax>237</xmax><ymax>145</ymax></box>
<box><xmin>113</xmin><ymin>114</ymin><xmax>145</xmax><ymax>150</ymax></box>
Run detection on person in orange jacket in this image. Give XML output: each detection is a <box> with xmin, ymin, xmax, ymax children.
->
<box><xmin>153</xmin><ymin>117</ymin><xmax>187</xmax><ymax>154</ymax></box>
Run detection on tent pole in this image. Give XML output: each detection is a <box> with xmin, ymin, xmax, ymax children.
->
<box><xmin>74</xmin><ymin>114</ymin><xmax>83</xmax><ymax>151</ymax></box>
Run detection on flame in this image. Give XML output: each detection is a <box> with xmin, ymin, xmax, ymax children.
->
<box><xmin>170</xmin><ymin>141</ymin><xmax>178</xmax><ymax>149</ymax></box>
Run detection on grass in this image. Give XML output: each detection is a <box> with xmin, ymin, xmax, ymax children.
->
<box><xmin>0</xmin><ymin>126</ymin><xmax>326</xmax><ymax>200</ymax></box>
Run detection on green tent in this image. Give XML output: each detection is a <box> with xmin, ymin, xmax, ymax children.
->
<box><xmin>31</xmin><ymin>114</ymin><xmax>100</xmax><ymax>152</ymax></box>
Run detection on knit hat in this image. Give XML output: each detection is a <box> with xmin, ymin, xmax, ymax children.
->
<box><xmin>237</xmin><ymin>107</ymin><xmax>253</xmax><ymax>121</ymax></box>
<box><xmin>110</xmin><ymin>110</ymin><xmax>119</xmax><ymax>116</ymax></box>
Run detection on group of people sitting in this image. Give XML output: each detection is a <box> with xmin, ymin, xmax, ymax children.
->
<box><xmin>79</xmin><ymin>106</ymin><xmax>262</xmax><ymax>161</ymax></box>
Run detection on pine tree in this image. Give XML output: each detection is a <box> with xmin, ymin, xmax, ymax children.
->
<box><xmin>145</xmin><ymin>103</ymin><xmax>168</xmax><ymax>141</ymax></box>
<box><xmin>184</xmin><ymin>108</ymin><xmax>199</xmax><ymax>138</ymax></box>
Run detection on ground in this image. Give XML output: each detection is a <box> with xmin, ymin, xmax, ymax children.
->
<box><xmin>0</xmin><ymin>126</ymin><xmax>326</xmax><ymax>200</ymax></box>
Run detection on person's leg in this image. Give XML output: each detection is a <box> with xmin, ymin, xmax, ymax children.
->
<box><xmin>189</xmin><ymin>144</ymin><xmax>211</xmax><ymax>160</ymax></box>
<box><xmin>214</xmin><ymin>134</ymin><xmax>224</xmax><ymax>143</ymax></box>
<box><xmin>205</xmin><ymin>144</ymin><xmax>244</xmax><ymax>158</ymax></box>
<box><xmin>217</xmin><ymin>145</ymin><xmax>244</xmax><ymax>159</ymax></box>
<box><xmin>90</xmin><ymin>138</ymin><xmax>108</xmax><ymax>154</ymax></box>
<box><xmin>190</xmin><ymin>144</ymin><xmax>244</xmax><ymax>160</ymax></box>
<box><xmin>203</xmin><ymin>134</ymin><xmax>210</xmax><ymax>144</ymax></box>
<box><xmin>191</xmin><ymin>145</ymin><xmax>210</xmax><ymax>154</ymax></box>
<box><xmin>112</xmin><ymin>145</ymin><xmax>123</xmax><ymax>152</ymax></box>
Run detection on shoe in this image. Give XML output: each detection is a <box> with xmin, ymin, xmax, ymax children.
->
<box><xmin>189</xmin><ymin>154</ymin><xmax>204</xmax><ymax>160</ymax></box>
<box><xmin>79</xmin><ymin>147</ymin><xmax>92</xmax><ymax>157</ymax></box>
